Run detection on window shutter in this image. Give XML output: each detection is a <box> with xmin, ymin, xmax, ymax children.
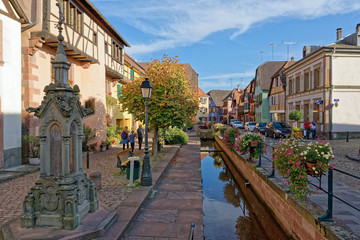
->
<box><xmin>117</xmin><ymin>84</ymin><xmax>121</xmax><ymax>99</ymax></box>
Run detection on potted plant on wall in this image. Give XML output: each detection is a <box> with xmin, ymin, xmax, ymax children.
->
<box><xmin>235</xmin><ymin>131</ymin><xmax>264</xmax><ymax>160</ymax></box>
<box><xmin>289</xmin><ymin>110</ymin><xmax>303</xmax><ymax>138</ymax></box>
<box><xmin>272</xmin><ymin>138</ymin><xmax>334</xmax><ymax>203</ymax></box>
<box><xmin>23</xmin><ymin>135</ymin><xmax>40</xmax><ymax>165</ymax></box>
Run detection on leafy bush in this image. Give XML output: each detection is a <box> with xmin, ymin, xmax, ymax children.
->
<box><xmin>106</xmin><ymin>124</ymin><xmax>117</xmax><ymax>142</ymax></box>
<box><xmin>83</xmin><ymin>124</ymin><xmax>97</xmax><ymax>151</ymax></box>
<box><xmin>222</xmin><ymin>118</ymin><xmax>228</xmax><ymax>124</ymax></box>
<box><xmin>23</xmin><ymin>135</ymin><xmax>40</xmax><ymax>158</ymax></box>
<box><xmin>289</xmin><ymin>110</ymin><xmax>303</xmax><ymax>128</ymax></box>
<box><xmin>163</xmin><ymin>128</ymin><xmax>188</xmax><ymax>145</ymax></box>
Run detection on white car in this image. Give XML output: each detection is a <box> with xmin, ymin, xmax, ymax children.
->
<box><xmin>229</xmin><ymin>119</ymin><xmax>237</xmax><ymax>126</ymax></box>
<box><xmin>245</xmin><ymin>122</ymin><xmax>256</xmax><ymax>131</ymax></box>
<box><xmin>233</xmin><ymin>121</ymin><xmax>244</xmax><ymax>129</ymax></box>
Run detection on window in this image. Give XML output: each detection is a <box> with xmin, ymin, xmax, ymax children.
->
<box><xmin>62</xmin><ymin>0</ymin><xmax>83</xmax><ymax>33</ymax></box>
<box><xmin>105</xmin><ymin>43</ymin><xmax>108</xmax><ymax>54</ymax></box>
<box><xmin>304</xmin><ymin>72</ymin><xmax>310</xmax><ymax>90</ymax></box>
<box><xmin>289</xmin><ymin>79</ymin><xmax>293</xmax><ymax>95</ymax></box>
<box><xmin>93</xmin><ymin>32</ymin><xmax>97</xmax><ymax>45</ymax></box>
<box><xmin>314</xmin><ymin>68</ymin><xmax>320</xmax><ymax>88</ymax></box>
<box><xmin>296</xmin><ymin>104</ymin><xmax>300</xmax><ymax>111</ymax></box>
<box><xmin>84</xmin><ymin>98</ymin><xmax>95</xmax><ymax>115</ymax></box>
<box><xmin>112</xmin><ymin>41</ymin><xmax>123</xmax><ymax>62</ymax></box>
<box><xmin>281</xmin><ymin>93</ymin><xmax>285</xmax><ymax>105</ymax></box>
<box><xmin>296</xmin><ymin>76</ymin><xmax>300</xmax><ymax>93</ymax></box>
<box><xmin>275</xmin><ymin>78</ymin><xmax>278</xmax><ymax>87</ymax></box>
<box><xmin>313</xmin><ymin>102</ymin><xmax>321</xmax><ymax>122</ymax></box>
<box><xmin>202</xmin><ymin>97</ymin><xmax>206</xmax><ymax>103</ymax></box>
<box><xmin>304</xmin><ymin>104</ymin><xmax>310</xmax><ymax>121</ymax></box>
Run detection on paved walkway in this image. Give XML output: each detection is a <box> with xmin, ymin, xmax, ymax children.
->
<box><xmin>121</xmin><ymin>136</ymin><xmax>203</xmax><ymax>240</ymax></box>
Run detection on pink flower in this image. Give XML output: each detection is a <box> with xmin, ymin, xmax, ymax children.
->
<box><xmin>296</xmin><ymin>162</ymin><xmax>300</xmax><ymax>166</ymax></box>
<box><xmin>286</xmin><ymin>179</ymin><xmax>289</xmax><ymax>182</ymax></box>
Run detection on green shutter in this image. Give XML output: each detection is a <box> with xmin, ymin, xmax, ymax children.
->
<box><xmin>117</xmin><ymin>84</ymin><xmax>121</xmax><ymax>99</ymax></box>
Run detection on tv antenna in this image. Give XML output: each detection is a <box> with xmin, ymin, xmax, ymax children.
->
<box><xmin>282</xmin><ymin>41</ymin><xmax>296</xmax><ymax>61</ymax></box>
<box><xmin>269</xmin><ymin>42</ymin><xmax>280</xmax><ymax>60</ymax></box>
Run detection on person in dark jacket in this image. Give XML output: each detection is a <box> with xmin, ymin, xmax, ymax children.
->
<box><xmin>120</xmin><ymin>126</ymin><xmax>129</xmax><ymax>150</ymax></box>
<box><xmin>137</xmin><ymin>125</ymin><xmax>144</xmax><ymax>150</ymax></box>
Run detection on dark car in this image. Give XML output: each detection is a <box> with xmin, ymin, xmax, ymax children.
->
<box><xmin>254</xmin><ymin>122</ymin><xmax>267</xmax><ymax>135</ymax></box>
<box><xmin>265</xmin><ymin>122</ymin><xmax>292</xmax><ymax>138</ymax></box>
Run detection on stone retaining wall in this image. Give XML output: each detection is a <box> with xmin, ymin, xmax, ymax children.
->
<box><xmin>215</xmin><ymin>135</ymin><xmax>342</xmax><ymax>240</ymax></box>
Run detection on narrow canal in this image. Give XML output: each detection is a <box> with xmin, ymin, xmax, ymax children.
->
<box><xmin>201</xmin><ymin>140</ymin><xmax>288</xmax><ymax>240</ymax></box>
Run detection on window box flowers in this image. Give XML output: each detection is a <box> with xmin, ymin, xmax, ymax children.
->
<box><xmin>89</xmin><ymin>142</ymin><xmax>97</xmax><ymax>152</ymax></box>
<box><xmin>223</xmin><ymin>127</ymin><xmax>240</xmax><ymax>151</ymax></box>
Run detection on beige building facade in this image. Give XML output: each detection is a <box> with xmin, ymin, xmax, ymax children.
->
<box><xmin>284</xmin><ymin>25</ymin><xmax>360</xmax><ymax>139</ymax></box>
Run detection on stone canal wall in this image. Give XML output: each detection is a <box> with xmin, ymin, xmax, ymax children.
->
<box><xmin>215</xmin><ymin>135</ymin><xmax>342</xmax><ymax>240</ymax></box>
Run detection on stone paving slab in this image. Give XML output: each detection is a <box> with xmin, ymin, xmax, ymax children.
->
<box><xmin>122</xmin><ymin>137</ymin><xmax>203</xmax><ymax>240</ymax></box>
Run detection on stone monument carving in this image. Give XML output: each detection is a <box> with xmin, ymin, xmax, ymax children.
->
<box><xmin>21</xmin><ymin>1</ymin><xmax>98</xmax><ymax>230</ymax></box>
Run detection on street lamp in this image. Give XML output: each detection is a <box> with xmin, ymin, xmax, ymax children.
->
<box><xmin>140</xmin><ymin>78</ymin><xmax>152</xmax><ymax>186</ymax></box>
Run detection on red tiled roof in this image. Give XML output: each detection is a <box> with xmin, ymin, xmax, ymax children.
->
<box><xmin>198</xmin><ymin>87</ymin><xmax>208</xmax><ymax>97</ymax></box>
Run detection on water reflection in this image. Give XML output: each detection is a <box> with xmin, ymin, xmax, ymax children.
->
<box><xmin>201</xmin><ymin>141</ymin><xmax>286</xmax><ymax>240</ymax></box>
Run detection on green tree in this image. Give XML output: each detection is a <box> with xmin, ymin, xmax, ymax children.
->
<box><xmin>119</xmin><ymin>55</ymin><xmax>199</xmax><ymax>155</ymax></box>
<box><xmin>289</xmin><ymin>110</ymin><xmax>303</xmax><ymax>128</ymax></box>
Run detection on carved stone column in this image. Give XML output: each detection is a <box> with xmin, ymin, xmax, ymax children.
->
<box><xmin>39</xmin><ymin>136</ymin><xmax>47</xmax><ymax>176</ymax></box>
<box><xmin>62</xmin><ymin>136</ymin><xmax>71</xmax><ymax>175</ymax></box>
<box><xmin>78</xmin><ymin>134</ymin><xmax>84</xmax><ymax>171</ymax></box>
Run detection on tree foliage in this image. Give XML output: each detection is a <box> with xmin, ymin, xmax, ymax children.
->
<box><xmin>119</xmin><ymin>55</ymin><xmax>199</xmax><ymax>153</ymax></box>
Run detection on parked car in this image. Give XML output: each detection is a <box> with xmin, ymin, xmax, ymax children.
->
<box><xmin>265</xmin><ymin>122</ymin><xmax>292</xmax><ymax>138</ymax></box>
<box><xmin>229</xmin><ymin>119</ymin><xmax>237</xmax><ymax>126</ymax></box>
<box><xmin>244</xmin><ymin>122</ymin><xmax>256</xmax><ymax>131</ymax></box>
<box><xmin>233</xmin><ymin>121</ymin><xmax>244</xmax><ymax>129</ymax></box>
<box><xmin>254</xmin><ymin>122</ymin><xmax>267</xmax><ymax>134</ymax></box>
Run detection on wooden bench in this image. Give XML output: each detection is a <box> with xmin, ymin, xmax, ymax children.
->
<box><xmin>116</xmin><ymin>148</ymin><xmax>133</xmax><ymax>173</ymax></box>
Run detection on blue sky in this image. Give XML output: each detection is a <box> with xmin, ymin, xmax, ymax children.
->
<box><xmin>92</xmin><ymin>0</ymin><xmax>360</xmax><ymax>93</ymax></box>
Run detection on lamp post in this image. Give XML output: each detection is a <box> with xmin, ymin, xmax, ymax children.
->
<box><xmin>140</xmin><ymin>78</ymin><xmax>152</xmax><ymax>186</ymax></box>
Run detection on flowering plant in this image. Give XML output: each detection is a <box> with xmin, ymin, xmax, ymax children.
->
<box><xmin>292</xmin><ymin>127</ymin><xmax>301</xmax><ymax>131</ymax></box>
<box><xmin>212</xmin><ymin>123</ymin><xmax>224</xmax><ymax>133</ymax></box>
<box><xmin>223</xmin><ymin>127</ymin><xmax>239</xmax><ymax>151</ymax></box>
<box><xmin>89</xmin><ymin>142</ymin><xmax>97</xmax><ymax>150</ymax></box>
<box><xmin>301</xmin><ymin>141</ymin><xmax>334</xmax><ymax>175</ymax></box>
<box><xmin>235</xmin><ymin>131</ymin><xmax>264</xmax><ymax>159</ymax></box>
<box><xmin>273</xmin><ymin>139</ymin><xmax>334</xmax><ymax>202</ymax></box>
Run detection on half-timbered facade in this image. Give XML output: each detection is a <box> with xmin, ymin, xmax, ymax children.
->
<box><xmin>20</xmin><ymin>0</ymin><xmax>130</xmax><ymax>147</ymax></box>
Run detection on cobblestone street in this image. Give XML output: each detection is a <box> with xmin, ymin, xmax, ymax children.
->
<box><xmin>0</xmin><ymin>140</ymin><xmax>162</xmax><ymax>228</ymax></box>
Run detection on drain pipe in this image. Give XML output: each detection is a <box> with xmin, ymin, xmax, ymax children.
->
<box><xmin>21</xmin><ymin>0</ymin><xmax>39</xmax><ymax>32</ymax></box>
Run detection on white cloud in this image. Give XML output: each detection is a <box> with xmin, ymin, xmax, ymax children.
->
<box><xmin>92</xmin><ymin>0</ymin><xmax>360</xmax><ymax>55</ymax></box>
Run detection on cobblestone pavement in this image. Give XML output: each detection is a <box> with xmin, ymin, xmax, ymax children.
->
<box><xmin>0</xmin><ymin>137</ymin><xmax>163</xmax><ymax>228</ymax></box>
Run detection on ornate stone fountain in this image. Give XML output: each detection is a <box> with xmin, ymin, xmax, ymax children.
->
<box><xmin>21</xmin><ymin>2</ymin><xmax>98</xmax><ymax>230</ymax></box>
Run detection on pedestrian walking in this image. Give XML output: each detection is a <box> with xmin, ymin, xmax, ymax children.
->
<box><xmin>137</xmin><ymin>125</ymin><xmax>144</xmax><ymax>150</ymax></box>
<box><xmin>129</xmin><ymin>130</ymin><xmax>136</xmax><ymax>153</ymax></box>
<box><xmin>310</xmin><ymin>121</ymin><xmax>317</xmax><ymax>139</ymax></box>
<box><xmin>120</xmin><ymin>126</ymin><xmax>129</xmax><ymax>150</ymax></box>
<box><xmin>304</xmin><ymin>120</ymin><xmax>311</xmax><ymax>139</ymax></box>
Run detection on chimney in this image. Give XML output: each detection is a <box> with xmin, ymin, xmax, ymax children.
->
<box><xmin>357</xmin><ymin>24</ymin><xmax>360</xmax><ymax>33</ymax></box>
<box><xmin>336</xmin><ymin>28</ymin><xmax>342</xmax><ymax>40</ymax></box>
<box><xmin>291</xmin><ymin>56</ymin><xmax>294</xmax><ymax>61</ymax></box>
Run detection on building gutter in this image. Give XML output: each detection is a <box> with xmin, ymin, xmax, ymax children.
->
<box><xmin>21</xmin><ymin>0</ymin><xmax>38</xmax><ymax>32</ymax></box>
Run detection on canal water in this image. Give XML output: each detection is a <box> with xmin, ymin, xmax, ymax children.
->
<box><xmin>201</xmin><ymin>141</ymin><xmax>287</xmax><ymax>240</ymax></box>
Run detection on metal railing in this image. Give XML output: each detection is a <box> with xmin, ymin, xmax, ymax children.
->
<box><xmin>188</xmin><ymin>223</ymin><xmax>195</xmax><ymax>240</ymax></box>
<box><xmin>252</xmin><ymin>141</ymin><xmax>360</xmax><ymax>222</ymax></box>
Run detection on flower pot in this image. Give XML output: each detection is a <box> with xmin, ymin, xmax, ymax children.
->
<box><xmin>305</xmin><ymin>162</ymin><xmax>322</xmax><ymax>176</ymax></box>
<box><xmin>292</xmin><ymin>131</ymin><xmax>303</xmax><ymax>138</ymax></box>
<box><xmin>29</xmin><ymin>157</ymin><xmax>40</xmax><ymax>165</ymax></box>
<box><xmin>250</xmin><ymin>141</ymin><xmax>258</xmax><ymax>147</ymax></box>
